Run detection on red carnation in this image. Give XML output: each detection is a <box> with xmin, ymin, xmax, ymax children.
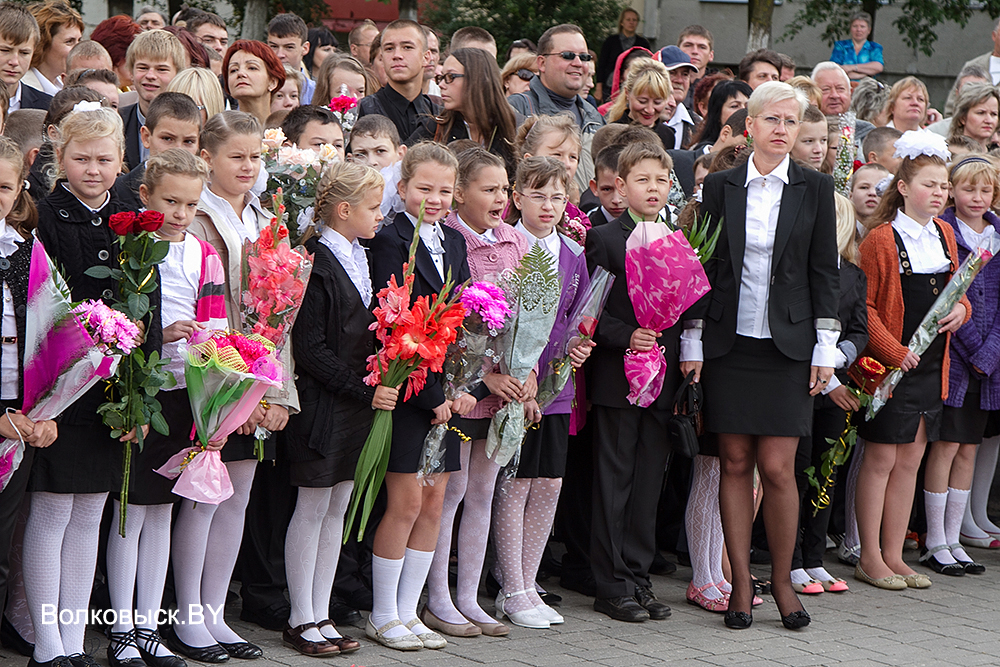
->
<box><xmin>137</xmin><ymin>210</ymin><xmax>164</xmax><ymax>232</ymax></box>
<box><xmin>109</xmin><ymin>212</ymin><xmax>137</xmax><ymax>236</ymax></box>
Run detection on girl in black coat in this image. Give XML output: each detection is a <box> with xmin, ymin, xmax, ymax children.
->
<box><xmin>283</xmin><ymin>162</ymin><xmax>397</xmax><ymax>656</ymax></box>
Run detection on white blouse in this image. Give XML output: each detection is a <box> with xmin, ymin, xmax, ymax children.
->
<box><xmin>200</xmin><ymin>185</ymin><xmax>265</xmax><ymax>243</ymax></box>
<box><xmin>0</xmin><ymin>219</ymin><xmax>21</xmax><ymax>400</ymax></box>
<box><xmin>319</xmin><ymin>226</ymin><xmax>372</xmax><ymax>307</ymax></box>
<box><xmin>159</xmin><ymin>235</ymin><xmax>202</xmax><ymax>387</ymax></box>
<box><xmin>892</xmin><ymin>211</ymin><xmax>950</xmax><ymax>274</ymax></box>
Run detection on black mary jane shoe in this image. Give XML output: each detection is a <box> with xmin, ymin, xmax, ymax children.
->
<box><xmin>723</xmin><ymin>611</ymin><xmax>753</xmax><ymax>630</ymax></box>
<box><xmin>919</xmin><ymin>545</ymin><xmax>966</xmax><ymax>576</ymax></box>
<box><xmin>219</xmin><ymin>642</ymin><xmax>263</xmax><ymax>660</ymax></box>
<box><xmin>107</xmin><ymin>630</ymin><xmax>146</xmax><ymax>667</ymax></box>
<box><xmin>780</xmin><ymin>609</ymin><xmax>811</xmax><ymax>630</ymax></box>
<box><xmin>162</xmin><ymin>628</ymin><xmax>228</xmax><ymax>664</ymax></box>
<box><xmin>134</xmin><ymin>628</ymin><xmax>186</xmax><ymax>667</ymax></box>
<box><xmin>28</xmin><ymin>657</ymin><xmax>71</xmax><ymax>667</ymax></box>
<box><xmin>950</xmin><ymin>544</ymin><xmax>986</xmax><ymax>574</ymax></box>
<box><xmin>67</xmin><ymin>653</ymin><xmax>101</xmax><ymax>667</ymax></box>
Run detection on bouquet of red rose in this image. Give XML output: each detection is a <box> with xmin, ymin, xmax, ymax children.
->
<box><xmin>85</xmin><ymin>210</ymin><xmax>174</xmax><ymax>535</ymax></box>
<box><xmin>345</xmin><ymin>231</ymin><xmax>467</xmax><ymax>539</ymax></box>
<box><xmin>240</xmin><ymin>202</ymin><xmax>314</xmax><ymax>351</ymax></box>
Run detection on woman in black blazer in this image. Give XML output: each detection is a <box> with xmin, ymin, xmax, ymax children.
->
<box><xmin>694</xmin><ymin>82</ymin><xmax>840</xmax><ymax>631</ymax></box>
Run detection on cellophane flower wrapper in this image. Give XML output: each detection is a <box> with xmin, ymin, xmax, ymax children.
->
<box><xmin>535</xmin><ymin>266</ymin><xmax>614</xmax><ymax>411</ymax></box>
<box><xmin>868</xmin><ymin>242</ymin><xmax>997</xmax><ymax>419</ymax></box>
<box><xmin>0</xmin><ymin>240</ymin><xmax>121</xmax><ymax>491</ymax></box>
<box><xmin>485</xmin><ymin>244</ymin><xmax>560</xmax><ymax>470</ymax></box>
<box><xmin>240</xmin><ymin>217</ymin><xmax>314</xmax><ymax>352</ymax></box>
<box><xmin>155</xmin><ymin>330</ymin><xmax>282</xmax><ymax>504</ymax></box>
<box><xmin>261</xmin><ymin>132</ymin><xmax>341</xmax><ymax>244</ymax></box>
<box><xmin>417</xmin><ymin>283</ymin><xmax>512</xmax><ymax>483</ymax></box>
<box><xmin>834</xmin><ymin>112</ymin><xmax>856</xmax><ymax>197</ymax></box>
<box><xmin>624</xmin><ymin>221</ymin><xmax>710</xmax><ymax>407</ymax></box>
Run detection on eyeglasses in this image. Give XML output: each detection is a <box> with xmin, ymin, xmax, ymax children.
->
<box><xmin>755</xmin><ymin>116</ymin><xmax>799</xmax><ymax>129</ymax></box>
<box><xmin>435</xmin><ymin>72</ymin><xmax>465</xmax><ymax>85</ymax></box>
<box><xmin>543</xmin><ymin>51</ymin><xmax>593</xmax><ymax>62</ymax></box>
<box><xmin>519</xmin><ymin>192</ymin><xmax>568</xmax><ymax>206</ymax></box>
<box><xmin>515</xmin><ymin>69</ymin><xmax>534</xmax><ymax>82</ymax></box>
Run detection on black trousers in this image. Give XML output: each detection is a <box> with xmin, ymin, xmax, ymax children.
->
<box><xmin>590</xmin><ymin>404</ymin><xmax>670</xmax><ymax>599</ymax></box>
<box><xmin>555</xmin><ymin>423</ymin><xmax>594</xmax><ymax>585</ymax></box>
<box><xmin>0</xmin><ymin>411</ymin><xmax>33</xmax><ymax>615</ymax></box>
<box><xmin>792</xmin><ymin>398</ymin><xmax>845</xmax><ymax>570</ymax></box>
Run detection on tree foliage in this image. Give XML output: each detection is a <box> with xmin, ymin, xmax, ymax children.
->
<box><xmin>782</xmin><ymin>0</ymin><xmax>1000</xmax><ymax>57</ymax></box>
<box><xmin>422</xmin><ymin>0</ymin><xmax>626</xmax><ymax>61</ymax></box>
<box><xmin>227</xmin><ymin>0</ymin><xmax>333</xmax><ymax>39</ymax></box>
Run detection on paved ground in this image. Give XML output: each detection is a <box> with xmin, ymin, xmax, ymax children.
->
<box><xmin>3</xmin><ymin>545</ymin><xmax>998</xmax><ymax>667</ymax></box>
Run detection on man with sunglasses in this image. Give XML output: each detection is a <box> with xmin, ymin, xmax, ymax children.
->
<box><xmin>508</xmin><ymin>24</ymin><xmax>605</xmax><ymax>190</ymax></box>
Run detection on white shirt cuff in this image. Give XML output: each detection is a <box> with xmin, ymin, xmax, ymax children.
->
<box><xmin>811</xmin><ymin>329</ymin><xmax>841</xmax><ymax>368</ymax></box>
<box><xmin>821</xmin><ymin>374</ymin><xmax>842</xmax><ymax>395</ymax></box>
<box><xmin>679</xmin><ymin>326</ymin><xmax>703</xmax><ymax>363</ymax></box>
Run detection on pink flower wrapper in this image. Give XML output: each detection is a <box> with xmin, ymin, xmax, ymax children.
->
<box><xmin>155</xmin><ymin>447</ymin><xmax>234</xmax><ymax>504</ymax></box>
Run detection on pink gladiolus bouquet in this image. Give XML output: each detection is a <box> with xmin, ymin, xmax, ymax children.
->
<box><xmin>241</xmin><ymin>207</ymin><xmax>314</xmax><ymax>350</ymax></box>
<box><xmin>155</xmin><ymin>330</ymin><xmax>282</xmax><ymax>504</ymax></box>
<box><xmin>0</xmin><ymin>240</ymin><xmax>121</xmax><ymax>491</ymax></box>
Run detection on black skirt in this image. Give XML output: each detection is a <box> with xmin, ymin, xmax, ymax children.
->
<box><xmin>702</xmin><ymin>336</ymin><xmax>814</xmax><ymax>437</ymax></box>
<box><xmin>516</xmin><ymin>414</ymin><xmax>571</xmax><ymax>479</ymax></box>
<box><xmin>29</xmin><ymin>421</ymin><xmax>121</xmax><ymax>494</ymax></box>
<box><xmin>125</xmin><ymin>389</ymin><xmax>194</xmax><ymax>505</ymax></box>
<box><xmin>221</xmin><ymin>432</ymin><xmax>272</xmax><ymax>462</ymax></box>
<box><xmin>386</xmin><ymin>403</ymin><xmax>460</xmax><ymax>474</ymax></box>
<box><xmin>456</xmin><ymin>417</ymin><xmax>490</xmax><ymax>442</ymax></box>
<box><xmin>940</xmin><ymin>378</ymin><xmax>989</xmax><ymax>444</ymax></box>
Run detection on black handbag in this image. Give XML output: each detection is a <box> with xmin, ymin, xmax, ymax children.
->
<box><xmin>666</xmin><ymin>370</ymin><xmax>703</xmax><ymax>458</ymax></box>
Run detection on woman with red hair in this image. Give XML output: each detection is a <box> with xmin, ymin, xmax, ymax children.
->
<box><xmin>222</xmin><ymin>40</ymin><xmax>285</xmax><ymax>124</ymax></box>
<box><xmin>89</xmin><ymin>15</ymin><xmax>143</xmax><ymax>89</ymax></box>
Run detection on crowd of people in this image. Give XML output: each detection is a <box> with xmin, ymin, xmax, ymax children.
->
<box><xmin>0</xmin><ymin>0</ymin><xmax>997</xmax><ymax>665</ymax></box>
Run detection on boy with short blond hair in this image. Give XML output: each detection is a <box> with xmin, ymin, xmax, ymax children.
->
<box><xmin>0</xmin><ymin>2</ymin><xmax>50</xmax><ymax>111</ymax></box>
<box><xmin>586</xmin><ymin>139</ymin><xmax>684</xmax><ymax>624</ymax></box>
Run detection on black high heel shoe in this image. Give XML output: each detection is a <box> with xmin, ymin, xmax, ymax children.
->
<box><xmin>781</xmin><ymin>609</ymin><xmax>811</xmax><ymax>630</ymax></box>
<box><xmin>723</xmin><ymin>581</ymin><xmax>753</xmax><ymax>629</ymax></box>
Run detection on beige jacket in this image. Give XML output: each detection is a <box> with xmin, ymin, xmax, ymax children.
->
<box><xmin>189</xmin><ymin>194</ymin><xmax>300</xmax><ymax>413</ymax></box>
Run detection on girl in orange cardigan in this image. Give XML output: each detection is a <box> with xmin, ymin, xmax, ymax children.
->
<box><xmin>852</xmin><ymin>134</ymin><xmax>971</xmax><ymax>592</ymax></box>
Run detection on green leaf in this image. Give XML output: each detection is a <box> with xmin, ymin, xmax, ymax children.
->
<box><xmin>149</xmin><ymin>241</ymin><xmax>171</xmax><ymax>264</ymax></box>
<box><xmin>85</xmin><ymin>265</ymin><xmax>114</xmax><ymax>279</ymax></box>
<box><xmin>127</xmin><ymin>293</ymin><xmax>150</xmax><ymax>319</ymax></box>
<box><xmin>150</xmin><ymin>410</ymin><xmax>169</xmax><ymax>436</ymax></box>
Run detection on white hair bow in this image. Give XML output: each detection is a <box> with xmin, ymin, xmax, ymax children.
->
<box><xmin>893</xmin><ymin>130</ymin><xmax>950</xmax><ymax>162</ymax></box>
<box><xmin>72</xmin><ymin>100</ymin><xmax>103</xmax><ymax>114</ymax></box>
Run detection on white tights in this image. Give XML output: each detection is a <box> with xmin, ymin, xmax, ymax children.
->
<box><xmin>284</xmin><ymin>481</ymin><xmax>353</xmax><ymax>642</ymax></box>
<box><xmin>172</xmin><ymin>459</ymin><xmax>256</xmax><ymax>648</ymax></box>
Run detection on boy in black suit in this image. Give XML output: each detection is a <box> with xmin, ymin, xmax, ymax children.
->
<box><xmin>586</xmin><ymin>145</ymin><xmax>627</xmax><ymax>227</ymax></box>
<box><xmin>0</xmin><ymin>3</ymin><xmax>51</xmax><ymax>112</ymax></box>
<box><xmin>585</xmin><ymin>142</ymin><xmax>696</xmax><ymax>623</ymax></box>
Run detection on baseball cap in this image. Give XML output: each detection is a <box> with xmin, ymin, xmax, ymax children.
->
<box><xmin>654</xmin><ymin>45</ymin><xmax>698</xmax><ymax>72</ymax></box>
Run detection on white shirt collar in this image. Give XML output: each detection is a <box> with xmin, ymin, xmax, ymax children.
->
<box><xmin>9</xmin><ymin>82</ymin><xmax>22</xmax><ymax>112</ymax></box>
<box><xmin>200</xmin><ymin>184</ymin><xmax>264</xmax><ymax>241</ymax></box>
<box><xmin>893</xmin><ymin>210</ymin><xmax>938</xmax><ymax>242</ymax></box>
<box><xmin>514</xmin><ymin>220</ymin><xmax>560</xmax><ymax>257</ymax></box>
<box><xmin>60</xmin><ymin>182</ymin><xmax>109</xmax><ymax>212</ymax></box>
<box><xmin>319</xmin><ymin>225</ymin><xmax>357</xmax><ymax>256</ymax></box>
<box><xmin>0</xmin><ymin>218</ymin><xmax>23</xmax><ymax>257</ymax></box>
<box><xmin>669</xmin><ymin>103</ymin><xmax>693</xmax><ymax>128</ymax></box>
<box><xmin>405</xmin><ymin>211</ymin><xmax>445</xmax><ymax>241</ymax></box>
<box><xmin>456</xmin><ymin>213</ymin><xmax>497</xmax><ymax>243</ymax></box>
<box><xmin>29</xmin><ymin>67</ymin><xmax>60</xmax><ymax>96</ymax></box>
<box><xmin>745</xmin><ymin>153</ymin><xmax>791</xmax><ymax>186</ymax></box>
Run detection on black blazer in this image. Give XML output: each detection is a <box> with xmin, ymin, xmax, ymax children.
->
<box><xmin>666</xmin><ymin>149</ymin><xmax>697</xmax><ymax>198</ymax></box>
<box><xmin>369</xmin><ymin>213</ymin><xmax>471</xmax><ymax>412</ymax></box>
<box><xmin>699</xmin><ymin>159</ymin><xmax>840</xmax><ymax>362</ymax></box>
<box><xmin>112</xmin><ymin>163</ymin><xmax>145</xmax><ymax>212</ymax></box>
<box><xmin>120</xmin><ymin>104</ymin><xmax>142</xmax><ymax>172</ymax></box>
<box><xmin>287</xmin><ymin>239</ymin><xmax>376</xmax><ymax>462</ymax></box>
<box><xmin>585</xmin><ymin>212</ymin><xmax>681</xmax><ymax>410</ymax></box>
<box><xmin>20</xmin><ymin>84</ymin><xmax>52</xmax><ymax>111</ymax></box>
<box><xmin>589</xmin><ymin>207</ymin><xmax>613</xmax><ymax>228</ymax></box>
<box><xmin>834</xmin><ymin>261</ymin><xmax>868</xmax><ymax>382</ymax></box>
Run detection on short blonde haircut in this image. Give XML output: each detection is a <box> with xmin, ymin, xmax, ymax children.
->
<box><xmin>55</xmin><ymin>106</ymin><xmax>124</xmax><ymax>178</ymax></box>
<box><xmin>885</xmin><ymin>76</ymin><xmax>928</xmax><ymax>125</ymax></box>
<box><xmin>399</xmin><ymin>141</ymin><xmax>459</xmax><ymax>184</ymax></box>
<box><xmin>125</xmin><ymin>28</ymin><xmax>188</xmax><ymax>74</ymax></box>
<box><xmin>314</xmin><ymin>161</ymin><xmax>384</xmax><ymax>229</ymax></box>
<box><xmin>516</xmin><ymin>114</ymin><xmax>581</xmax><ymax>159</ymax></box>
<box><xmin>618</xmin><ymin>141</ymin><xmax>672</xmax><ymax>182</ymax></box>
<box><xmin>606</xmin><ymin>59</ymin><xmax>673</xmax><ymax>125</ymax></box>
<box><xmin>500</xmin><ymin>53</ymin><xmax>538</xmax><ymax>91</ymax></box>
<box><xmin>143</xmin><ymin>147</ymin><xmax>210</xmax><ymax>193</ymax></box>
<box><xmin>747</xmin><ymin>81</ymin><xmax>808</xmax><ymax>119</ymax></box>
<box><xmin>166</xmin><ymin>68</ymin><xmax>225</xmax><ymax>118</ymax></box>
<box><xmin>834</xmin><ymin>192</ymin><xmax>858</xmax><ymax>264</ymax></box>
<box><xmin>281</xmin><ymin>64</ymin><xmax>303</xmax><ymax>97</ymax></box>
<box><xmin>949</xmin><ymin>155</ymin><xmax>1000</xmax><ymax>209</ymax></box>
<box><xmin>786</xmin><ymin>75</ymin><xmax>822</xmax><ymax>108</ymax></box>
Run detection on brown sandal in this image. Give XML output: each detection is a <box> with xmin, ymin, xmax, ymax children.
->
<box><xmin>282</xmin><ymin>623</ymin><xmax>339</xmax><ymax>656</ymax></box>
<box><xmin>317</xmin><ymin>620</ymin><xmax>361</xmax><ymax>654</ymax></box>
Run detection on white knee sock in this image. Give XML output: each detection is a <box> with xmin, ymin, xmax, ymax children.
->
<box><xmin>108</xmin><ymin>502</ymin><xmax>145</xmax><ymax>660</ymax></box>
<box><xmin>59</xmin><ymin>493</ymin><xmax>108</xmax><ymax>656</ymax></box>
<box><xmin>426</xmin><ymin>441</ymin><xmax>469</xmax><ymax>626</ymax></box>
<box><xmin>23</xmin><ymin>492</ymin><xmax>73</xmax><ymax>661</ymax></box>
<box><xmin>171</xmin><ymin>499</ymin><xmax>220</xmax><ymax>648</ymax></box>
<box><xmin>202</xmin><ymin>460</ymin><xmax>256</xmax><ymax>645</ymax></box>
<box><xmin>370</xmin><ymin>555</ymin><xmax>411</xmax><ymax>639</ymax></box>
<box><xmin>285</xmin><ymin>486</ymin><xmax>331</xmax><ymax>642</ymax></box>
<box><xmin>314</xmin><ymin>482</ymin><xmax>352</xmax><ymax>640</ymax></box>
<box><xmin>971</xmin><ymin>437</ymin><xmax>1000</xmax><ymax>534</ymax></box>
<box><xmin>136</xmin><ymin>504</ymin><xmax>176</xmax><ymax>657</ymax></box>
<box><xmin>924</xmin><ymin>490</ymin><xmax>957</xmax><ymax>564</ymax></box>
<box><xmin>945</xmin><ymin>487</ymin><xmax>972</xmax><ymax>562</ymax></box>
<box><xmin>397</xmin><ymin>548</ymin><xmax>434</xmax><ymax>634</ymax></box>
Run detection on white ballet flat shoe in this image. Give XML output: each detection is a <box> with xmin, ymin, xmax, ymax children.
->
<box><xmin>495</xmin><ymin>590</ymin><xmax>550</xmax><ymax>629</ymax></box>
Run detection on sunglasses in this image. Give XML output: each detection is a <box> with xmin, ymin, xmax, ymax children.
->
<box><xmin>543</xmin><ymin>51</ymin><xmax>593</xmax><ymax>62</ymax></box>
<box><xmin>515</xmin><ymin>69</ymin><xmax>534</xmax><ymax>82</ymax></box>
<box><xmin>434</xmin><ymin>72</ymin><xmax>465</xmax><ymax>85</ymax></box>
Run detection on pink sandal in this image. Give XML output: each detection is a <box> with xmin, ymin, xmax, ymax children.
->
<box><xmin>686</xmin><ymin>582</ymin><xmax>729</xmax><ymax>613</ymax></box>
